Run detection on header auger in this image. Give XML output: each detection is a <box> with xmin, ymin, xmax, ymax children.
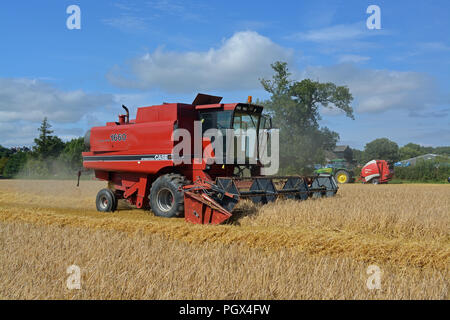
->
<box><xmin>82</xmin><ymin>93</ymin><xmax>338</xmax><ymax>224</ymax></box>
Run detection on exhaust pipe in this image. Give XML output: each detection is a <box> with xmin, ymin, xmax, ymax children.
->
<box><xmin>122</xmin><ymin>105</ymin><xmax>129</xmax><ymax>124</ymax></box>
<box><xmin>118</xmin><ymin>105</ymin><xmax>130</xmax><ymax>125</ymax></box>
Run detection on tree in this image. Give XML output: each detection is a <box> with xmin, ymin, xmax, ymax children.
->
<box><xmin>364</xmin><ymin>138</ymin><xmax>399</xmax><ymax>162</ymax></box>
<box><xmin>0</xmin><ymin>145</ymin><xmax>11</xmax><ymax>158</ymax></box>
<box><xmin>0</xmin><ymin>157</ymin><xmax>8</xmax><ymax>176</ymax></box>
<box><xmin>398</xmin><ymin>143</ymin><xmax>450</xmax><ymax>160</ymax></box>
<box><xmin>59</xmin><ymin>137</ymin><xmax>84</xmax><ymax>170</ymax></box>
<box><xmin>399</xmin><ymin>146</ymin><xmax>421</xmax><ymax>160</ymax></box>
<box><xmin>434</xmin><ymin>146</ymin><xmax>450</xmax><ymax>156</ymax></box>
<box><xmin>403</xmin><ymin>143</ymin><xmax>422</xmax><ymax>152</ymax></box>
<box><xmin>3</xmin><ymin>152</ymin><xmax>28</xmax><ymax>177</ymax></box>
<box><xmin>352</xmin><ymin>148</ymin><xmax>364</xmax><ymax>165</ymax></box>
<box><xmin>33</xmin><ymin>118</ymin><xmax>65</xmax><ymax>159</ymax></box>
<box><xmin>260</xmin><ymin>61</ymin><xmax>354</xmax><ymax>173</ymax></box>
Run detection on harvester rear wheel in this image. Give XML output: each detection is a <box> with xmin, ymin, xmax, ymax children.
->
<box><xmin>149</xmin><ymin>173</ymin><xmax>188</xmax><ymax>218</ymax></box>
<box><xmin>335</xmin><ymin>170</ymin><xmax>350</xmax><ymax>184</ymax></box>
<box><xmin>371</xmin><ymin>178</ymin><xmax>380</xmax><ymax>185</ymax></box>
<box><xmin>96</xmin><ymin>188</ymin><xmax>117</xmax><ymax>212</ymax></box>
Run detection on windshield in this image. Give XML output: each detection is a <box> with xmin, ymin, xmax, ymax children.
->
<box><xmin>232</xmin><ymin>111</ymin><xmax>262</xmax><ymax>164</ymax></box>
<box><xmin>233</xmin><ymin>112</ymin><xmax>259</xmax><ymax>131</ymax></box>
<box><xmin>198</xmin><ymin>109</ymin><xmax>265</xmax><ymax>164</ymax></box>
<box><xmin>198</xmin><ymin>109</ymin><xmax>263</xmax><ymax>132</ymax></box>
<box><xmin>199</xmin><ymin>110</ymin><xmax>233</xmax><ymax>133</ymax></box>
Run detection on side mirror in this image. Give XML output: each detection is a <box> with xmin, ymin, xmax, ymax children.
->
<box><xmin>262</xmin><ymin>115</ymin><xmax>273</xmax><ymax>130</ymax></box>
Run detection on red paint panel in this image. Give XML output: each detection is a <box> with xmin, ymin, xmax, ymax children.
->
<box><xmin>184</xmin><ymin>191</ymin><xmax>232</xmax><ymax>224</ymax></box>
<box><xmin>90</xmin><ymin>120</ymin><xmax>175</xmax><ymax>155</ymax></box>
<box><xmin>136</xmin><ymin>103</ymin><xmax>178</xmax><ymax>123</ymax></box>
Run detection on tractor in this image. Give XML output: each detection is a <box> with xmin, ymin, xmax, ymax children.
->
<box><xmin>81</xmin><ymin>94</ymin><xmax>338</xmax><ymax>224</ymax></box>
<box><xmin>314</xmin><ymin>159</ymin><xmax>355</xmax><ymax>184</ymax></box>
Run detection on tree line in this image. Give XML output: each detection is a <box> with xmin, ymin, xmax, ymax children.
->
<box><xmin>351</xmin><ymin>138</ymin><xmax>450</xmax><ymax>165</ymax></box>
<box><xmin>0</xmin><ymin>118</ymin><xmax>84</xmax><ymax>178</ymax></box>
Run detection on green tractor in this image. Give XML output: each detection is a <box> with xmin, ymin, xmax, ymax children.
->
<box><xmin>314</xmin><ymin>159</ymin><xmax>355</xmax><ymax>184</ymax></box>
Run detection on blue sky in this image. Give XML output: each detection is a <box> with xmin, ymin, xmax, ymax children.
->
<box><xmin>0</xmin><ymin>0</ymin><xmax>449</xmax><ymax>149</ymax></box>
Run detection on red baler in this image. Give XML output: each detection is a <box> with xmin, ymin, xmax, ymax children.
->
<box><xmin>360</xmin><ymin>160</ymin><xmax>394</xmax><ymax>184</ymax></box>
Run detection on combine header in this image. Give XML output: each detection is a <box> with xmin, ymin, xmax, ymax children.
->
<box><xmin>81</xmin><ymin>94</ymin><xmax>338</xmax><ymax>224</ymax></box>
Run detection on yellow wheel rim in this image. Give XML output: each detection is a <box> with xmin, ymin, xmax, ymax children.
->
<box><xmin>337</xmin><ymin>174</ymin><xmax>347</xmax><ymax>183</ymax></box>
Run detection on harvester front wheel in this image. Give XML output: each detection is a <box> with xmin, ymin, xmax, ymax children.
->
<box><xmin>150</xmin><ymin>174</ymin><xmax>187</xmax><ymax>218</ymax></box>
<box><xmin>335</xmin><ymin>170</ymin><xmax>350</xmax><ymax>184</ymax></box>
<box><xmin>96</xmin><ymin>189</ymin><xmax>117</xmax><ymax>212</ymax></box>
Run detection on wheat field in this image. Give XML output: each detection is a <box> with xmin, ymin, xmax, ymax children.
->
<box><xmin>0</xmin><ymin>179</ymin><xmax>448</xmax><ymax>299</ymax></box>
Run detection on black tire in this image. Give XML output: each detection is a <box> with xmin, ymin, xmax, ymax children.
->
<box><xmin>96</xmin><ymin>189</ymin><xmax>117</xmax><ymax>212</ymax></box>
<box><xmin>149</xmin><ymin>173</ymin><xmax>188</xmax><ymax>218</ymax></box>
<box><xmin>335</xmin><ymin>170</ymin><xmax>350</xmax><ymax>184</ymax></box>
<box><xmin>371</xmin><ymin>178</ymin><xmax>380</xmax><ymax>185</ymax></box>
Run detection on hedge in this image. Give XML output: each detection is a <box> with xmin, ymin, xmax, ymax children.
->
<box><xmin>393</xmin><ymin>159</ymin><xmax>450</xmax><ymax>182</ymax></box>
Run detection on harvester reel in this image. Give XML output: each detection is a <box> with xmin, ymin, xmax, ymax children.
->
<box><xmin>249</xmin><ymin>178</ymin><xmax>277</xmax><ymax>204</ymax></box>
<box><xmin>310</xmin><ymin>176</ymin><xmax>338</xmax><ymax>198</ymax></box>
<box><xmin>282</xmin><ymin>177</ymin><xmax>309</xmax><ymax>201</ymax></box>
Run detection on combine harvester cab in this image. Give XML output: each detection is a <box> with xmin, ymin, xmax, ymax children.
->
<box><xmin>82</xmin><ymin>94</ymin><xmax>338</xmax><ymax>224</ymax></box>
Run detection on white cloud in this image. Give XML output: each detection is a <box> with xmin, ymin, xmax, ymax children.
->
<box><xmin>147</xmin><ymin>0</ymin><xmax>185</xmax><ymax>14</ymax></box>
<box><xmin>0</xmin><ymin>122</ymin><xmax>37</xmax><ymax>147</ymax></box>
<box><xmin>287</xmin><ymin>23</ymin><xmax>374</xmax><ymax>42</ymax></box>
<box><xmin>391</xmin><ymin>42</ymin><xmax>450</xmax><ymax>62</ymax></box>
<box><xmin>102</xmin><ymin>15</ymin><xmax>149</xmax><ymax>31</ymax></box>
<box><xmin>113</xmin><ymin>3</ymin><xmax>136</xmax><ymax>11</ymax></box>
<box><xmin>106</xmin><ymin>31</ymin><xmax>294</xmax><ymax>92</ymax></box>
<box><xmin>0</xmin><ymin>78</ymin><xmax>115</xmax><ymax>123</ymax></box>
<box><xmin>419</xmin><ymin>42</ymin><xmax>450</xmax><ymax>52</ymax></box>
<box><xmin>105</xmin><ymin>30</ymin><xmax>441</xmax><ymax>116</ymax></box>
<box><xmin>0</xmin><ymin>78</ymin><xmax>116</xmax><ymax>147</ymax></box>
<box><xmin>300</xmin><ymin>63</ymin><xmax>437</xmax><ymax>113</ymax></box>
<box><xmin>145</xmin><ymin>0</ymin><xmax>207</xmax><ymax>21</ymax></box>
<box><xmin>0</xmin><ymin>121</ymin><xmax>84</xmax><ymax>148</ymax></box>
<box><xmin>104</xmin><ymin>0</ymin><xmax>208</xmax><ymax>31</ymax></box>
<box><xmin>338</xmin><ymin>54</ymin><xmax>370</xmax><ymax>64</ymax></box>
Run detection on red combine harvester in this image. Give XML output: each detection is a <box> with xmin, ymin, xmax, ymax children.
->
<box><xmin>360</xmin><ymin>160</ymin><xmax>394</xmax><ymax>184</ymax></box>
<box><xmin>81</xmin><ymin>94</ymin><xmax>338</xmax><ymax>224</ymax></box>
